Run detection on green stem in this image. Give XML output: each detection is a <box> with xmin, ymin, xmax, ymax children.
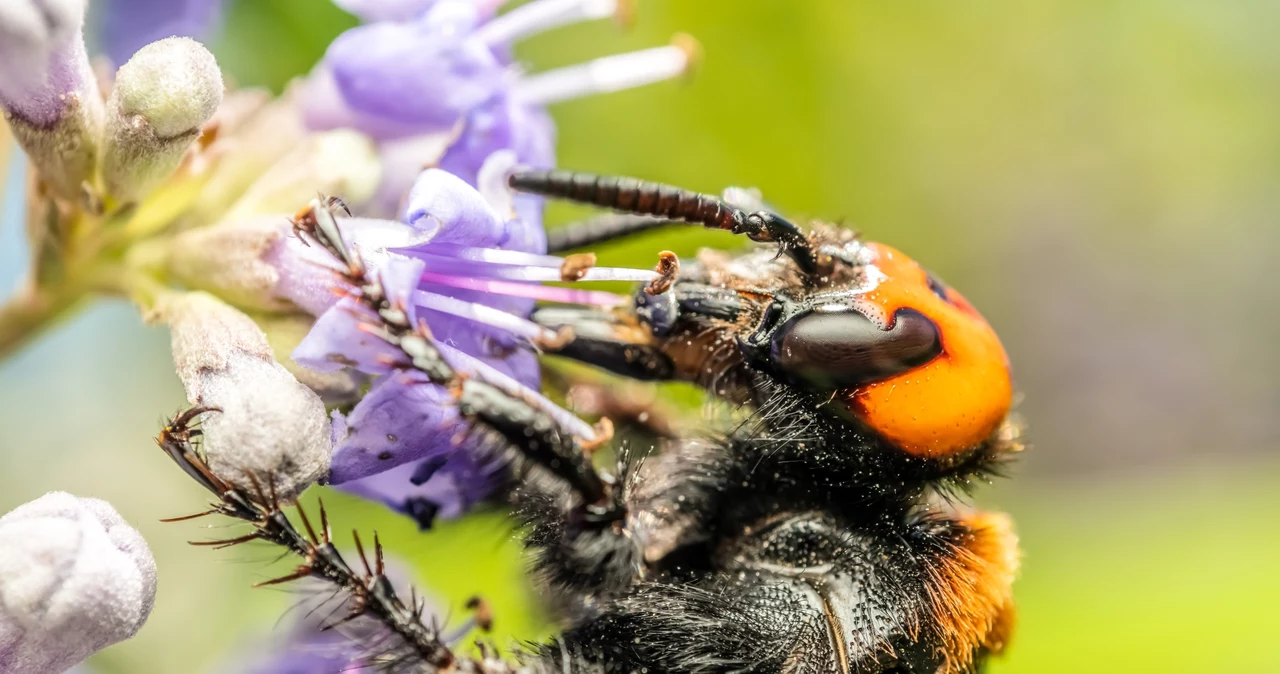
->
<box><xmin>0</xmin><ymin>282</ymin><xmax>88</xmax><ymax>361</ymax></box>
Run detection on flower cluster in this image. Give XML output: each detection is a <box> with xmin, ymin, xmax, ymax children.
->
<box><xmin>167</xmin><ymin>0</ymin><xmax>694</xmax><ymax>525</ymax></box>
<box><xmin>302</xmin><ymin>0</ymin><xmax>694</xmax><ymax>221</ymax></box>
<box><xmin>1</xmin><ymin>0</ymin><xmax>693</xmax><ymax>668</ymax></box>
<box><xmin>282</xmin><ymin>168</ymin><xmax>657</xmax><ymax>525</ymax></box>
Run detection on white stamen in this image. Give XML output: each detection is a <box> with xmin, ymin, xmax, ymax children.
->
<box><xmin>475</xmin><ymin>0</ymin><xmax>616</xmax><ymax>47</ymax></box>
<box><xmin>513</xmin><ymin>42</ymin><xmax>694</xmax><ymax>106</ymax></box>
<box><xmin>413</xmin><ymin>290</ymin><xmax>556</xmax><ymax>341</ymax></box>
<box><xmin>416</xmin><ymin>243</ymin><xmax>566</xmax><ymax>267</ymax></box>
<box><xmin>408</xmin><ymin>251</ymin><xmax>659</xmax><ymax>282</ymax></box>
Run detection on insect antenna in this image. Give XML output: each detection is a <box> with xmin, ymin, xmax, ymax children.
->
<box><xmin>545</xmin><ymin>213</ymin><xmax>673</xmax><ymax>253</ymax></box>
<box><xmin>509</xmin><ymin>169</ymin><xmax>819</xmax><ymax>275</ymax></box>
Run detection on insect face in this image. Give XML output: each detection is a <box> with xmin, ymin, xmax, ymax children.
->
<box><xmin>729</xmin><ymin>240</ymin><xmax>1013</xmax><ymax>459</ymax></box>
<box><xmin>629</xmin><ymin>231</ymin><xmax>1014</xmax><ymax>464</ymax></box>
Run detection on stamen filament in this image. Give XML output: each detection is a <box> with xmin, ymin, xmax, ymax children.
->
<box><xmin>475</xmin><ymin>0</ymin><xmax>617</xmax><ymax>48</ymax></box>
<box><xmin>406</xmin><ymin>243</ymin><xmax>566</xmax><ymax>267</ymax></box>
<box><xmin>413</xmin><ymin>290</ymin><xmax>557</xmax><ymax>342</ymax></box>
<box><xmin>419</xmin><ymin>270</ymin><xmax>628</xmax><ymax>306</ymax></box>
<box><xmin>513</xmin><ymin>40</ymin><xmax>696</xmax><ymax>106</ymax></box>
<box><xmin>402</xmin><ymin>250</ymin><xmax>657</xmax><ymax>282</ymax></box>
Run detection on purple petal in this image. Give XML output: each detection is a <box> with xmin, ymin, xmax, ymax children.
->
<box><xmin>418</xmin><ymin>307</ymin><xmax>540</xmax><ymax>383</ymax></box>
<box><xmin>438</xmin><ymin>95</ymin><xmax>556</xmax><ymax>188</ymax></box>
<box><xmin>296</xmin><ymin>64</ymin><xmax>437</xmax><ymax>141</ymax></box>
<box><xmin>328</xmin><ymin>371</ymin><xmax>465</xmax><ymax>483</ymax></box>
<box><xmin>292</xmin><ymin>297</ymin><xmax>401</xmax><ymax>375</ymax></box>
<box><xmin>332</xmin><ymin>0</ymin><xmax>440</xmax><ymax>23</ymax></box>
<box><xmin>338</xmin><ymin>450</ymin><xmax>501</xmax><ymax>528</ymax></box>
<box><xmin>336</xmin><ymin>0</ymin><xmax>508</xmax><ymax>25</ymax></box>
<box><xmin>510</xmin><ymin>194</ymin><xmax>547</xmax><ymax>252</ymax></box>
<box><xmin>284</xmin><ymin>253</ymin><xmax>424</xmax><ymax>373</ymax></box>
<box><xmin>378</xmin><ymin>254</ymin><xmax>427</xmax><ymax>324</ymax></box>
<box><xmin>235</xmin><ymin>617</ymin><xmax>372</xmax><ymax>674</ymax></box>
<box><xmin>96</xmin><ymin>0</ymin><xmax>223</xmax><ymax>66</ymax></box>
<box><xmin>265</xmin><ymin>234</ymin><xmax>346</xmax><ymax>316</ymax></box>
<box><xmin>401</xmin><ymin>169</ymin><xmax>506</xmax><ymax>246</ymax></box>
<box><xmin>241</xmin><ymin>645</ymin><xmax>364</xmax><ymax>674</ymax></box>
<box><xmin>0</xmin><ymin>12</ymin><xmax>95</xmax><ymax>127</ymax></box>
<box><xmin>268</xmin><ymin>217</ymin><xmax>435</xmax><ymax>315</ymax></box>
<box><xmin>326</xmin><ymin>11</ymin><xmax>504</xmax><ymax>131</ymax></box>
<box><xmin>439</xmin><ymin>98</ymin><xmax>555</xmax><ymax>253</ymax></box>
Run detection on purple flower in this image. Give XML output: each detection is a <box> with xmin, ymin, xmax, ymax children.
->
<box><xmin>236</xmin><ymin>624</ymin><xmax>373</xmax><ymax>674</ymax></box>
<box><xmin>299</xmin><ymin>0</ymin><xmax>694</xmax><ymax>217</ymax></box>
<box><xmin>94</xmin><ymin>0</ymin><xmax>224</xmax><ymax>66</ymax></box>
<box><xmin>0</xmin><ymin>0</ymin><xmax>94</xmax><ymax>126</ymax></box>
<box><xmin>0</xmin><ymin>0</ymin><xmax>105</xmax><ymax>200</ymax></box>
<box><xmin>284</xmin><ymin>169</ymin><xmax>652</xmax><ymax>526</ymax></box>
<box><xmin>234</xmin><ymin>559</ymin><xmax>453</xmax><ymax>673</ymax></box>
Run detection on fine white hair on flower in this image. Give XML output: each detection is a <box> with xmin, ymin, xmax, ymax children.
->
<box><xmin>0</xmin><ymin>492</ymin><xmax>157</xmax><ymax>674</ymax></box>
<box><xmin>102</xmin><ymin>36</ymin><xmax>224</xmax><ymax>200</ymax></box>
<box><xmin>153</xmin><ymin>291</ymin><xmax>333</xmax><ymax>503</ymax></box>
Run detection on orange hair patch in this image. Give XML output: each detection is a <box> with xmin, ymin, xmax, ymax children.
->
<box><xmin>928</xmin><ymin>509</ymin><xmax>1020</xmax><ymax>674</ymax></box>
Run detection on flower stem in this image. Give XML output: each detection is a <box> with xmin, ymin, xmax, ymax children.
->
<box><xmin>0</xmin><ymin>283</ymin><xmax>87</xmax><ymax>361</ymax></box>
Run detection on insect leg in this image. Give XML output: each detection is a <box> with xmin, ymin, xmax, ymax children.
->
<box><xmin>294</xmin><ymin>196</ymin><xmax>623</xmax><ymax>521</ymax></box>
<box><xmin>532</xmin><ymin>306</ymin><xmax>676</xmax><ymax>381</ymax></box>
<box><xmin>157</xmin><ymin>409</ymin><xmax>471</xmax><ymax>673</ymax></box>
<box><xmin>546</xmin><ymin>213</ymin><xmax>675</xmax><ymax>253</ymax></box>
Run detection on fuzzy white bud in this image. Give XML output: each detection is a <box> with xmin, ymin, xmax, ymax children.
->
<box><xmin>153</xmin><ymin>291</ymin><xmax>332</xmax><ymax>502</ymax></box>
<box><xmin>0</xmin><ymin>492</ymin><xmax>156</xmax><ymax>673</ymax></box>
<box><xmin>165</xmin><ymin>216</ymin><xmax>292</xmax><ymax>313</ymax></box>
<box><xmin>103</xmin><ymin>37</ymin><xmax>223</xmax><ymax>201</ymax></box>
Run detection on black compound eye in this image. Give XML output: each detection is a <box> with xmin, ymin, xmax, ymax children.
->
<box><xmin>769</xmin><ymin>308</ymin><xmax>942</xmax><ymax>389</ymax></box>
<box><xmin>926</xmin><ymin>272</ymin><xmax>951</xmax><ymax>303</ymax></box>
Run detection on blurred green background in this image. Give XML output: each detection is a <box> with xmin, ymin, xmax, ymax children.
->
<box><xmin>3</xmin><ymin>0</ymin><xmax>1280</xmax><ymax>672</ymax></box>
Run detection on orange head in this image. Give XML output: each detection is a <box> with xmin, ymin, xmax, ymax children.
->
<box><xmin>740</xmin><ymin>241</ymin><xmax>1013</xmax><ymax>459</ymax></box>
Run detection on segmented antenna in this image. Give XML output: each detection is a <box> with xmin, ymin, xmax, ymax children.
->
<box><xmin>509</xmin><ymin>170</ymin><xmax>818</xmax><ymax>274</ymax></box>
<box><xmin>546</xmin><ymin>213</ymin><xmax>672</xmax><ymax>253</ymax></box>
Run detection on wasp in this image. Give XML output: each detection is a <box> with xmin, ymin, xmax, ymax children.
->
<box><xmin>159</xmin><ymin>170</ymin><xmax>1022</xmax><ymax>673</ymax></box>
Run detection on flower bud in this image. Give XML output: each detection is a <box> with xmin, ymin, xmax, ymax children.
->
<box><xmin>0</xmin><ymin>492</ymin><xmax>156</xmax><ymax>673</ymax></box>
<box><xmin>165</xmin><ymin>215</ymin><xmax>292</xmax><ymax>313</ymax></box>
<box><xmin>223</xmin><ymin>129</ymin><xmax>381</xmax><ymax>220</ymax></box>
<box><xmin>0</xmin><ymin>0</ymin><xmax>104</xmax><ymax>202</ymax></box>
<box><xmin>102</xmin><ymin>37</ymin><xmax>223</xmax><ymax>201</ymax></box>
<box><xmin>187</xmin><ymin>92</ymin><xmax>306</xmax><ymax>225</ymax></box>
<box><xmin>152</xmin><ymin>291</ymin><xmax>332</xmax><ymax>501</ymax></box>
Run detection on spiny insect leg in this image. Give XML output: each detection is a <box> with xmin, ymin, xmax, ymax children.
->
<box><xmin>456</xmin><ymin>378</ymin><xmax>621</xmax><ymax>522</ymax></box>
<box><xmin>297</xmin><ymin>196</ymin><xmax>625</xmax><ymax>524</ymax></box>
<box><xmin>155</xmin><ymin>410</ymin><xmax>464</xmax><ymax>671</ymax></box>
